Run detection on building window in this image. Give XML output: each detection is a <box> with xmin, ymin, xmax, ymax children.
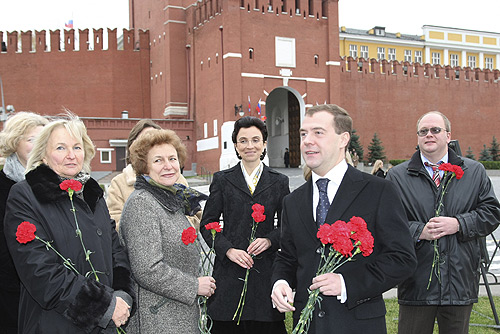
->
<box><xmin>249</xmin><ymin>48</ymin><xmax>254</xmax><ymax>59</ymax></box>
<box><xmin>374</xmin><ymin>27</ymin><xmax>385</xmax><ymax>36</ymax></box>
<box><xmin>468</xmin><ymin>55</ymin><xmax>476</xmax><ymax>68</ymax></box>
<box><xmin>450</xmin><ymin>54</ymin><xmax>459</xmax><ymax>67</ymax></box>
<box><xmin>485</xmin><ymin>57</ymin><xmax>493</xmax><ymax>70</ymax></box>
<box><xmin>404</xmin><ymin>50</ymin><xmax>412</xmax><ymax>62</ymax></box>
<box><xmin>360</xmin><ymin>45</ymin><xmax>368</xmax><ymax>59</ymax></box>
<box><xmin>349</xmin><ymin>44</ymin><xmax>357</xmax><ymax>58</ymax></box>
<box><xmin>314</xmin><ymin>54</ymin><xmax>319</xmax><ymax>65</ymax></box>
<box><xmin>415</xmin><ymin>51</ymin><xmax>422</xmax><ymax>63</ymax></box>
<box><xmin>388</xmin><ymin>48</ymin><xmax>396</xmax><ymax>60</ymax></box>
<box><xmin>377</xmin><ymin>47</ymin><xmax>385</xmax><ymax>60</ymax></box>
<box><xmin>98</xmin><ymin>149</ymin><xmax>113</xmax><ymax>164</ymax></box>
<box><xmin>432</xmin><ymin>52</ymin><xmax>440</xmax><ymax>65</ymax></box>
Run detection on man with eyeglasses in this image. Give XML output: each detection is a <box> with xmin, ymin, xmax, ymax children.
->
<box><xmin>386</xmin><ymin>111</ymin><xmax>500</xmax><ymax>334</ymax></box>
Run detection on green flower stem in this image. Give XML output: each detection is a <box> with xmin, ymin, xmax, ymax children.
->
<box><xmin>232</xmin><ymin>219</ymin><xmax>260</xmax><ymax>325</ymax></box>
<box><xmin>233</xmin><ymin>267</ymin><xmax>250</xmax><ymax>324</ymax></box>
<box><xmin>198</xmin><ymin>231</ymin><xmax>216</xmax><ymax>333</ymax></box>
<box><xmin>68</xmin><ymin>190</ymin><xmax>100</xmax><ymax>282</ymax></box>
<box><xmin>292</xmin><ymin>246</ymin><xmax>361</xmax><ymax>334</ymax></box>
<box><xmin>427</xmin><ymin>172</ymin><xmax>455</xmax><ymax>289</ymax></box>
<box><xmin>36</xmin><ymin>236</ymin><xmax>80</xmax><ymax>276</ymax></box>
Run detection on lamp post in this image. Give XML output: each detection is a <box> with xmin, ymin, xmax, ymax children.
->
<box><xmin>0</xmin><ymin>76</ymin><xmax>15</xmax><ymax>121</ymax></box>
<box><xmin>0</xmin><ymin>76</ymin><xmax>5</xmax><ymax>121</ymax></box>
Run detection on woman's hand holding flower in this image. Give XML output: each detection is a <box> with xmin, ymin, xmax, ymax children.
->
<box><xmin>197</xmin><ymin>276</ymin><xmax>217</xmax><ymax>297</ymax></box>
<box><xmin>247</xmin><ymin>238</ymin><xmax>271</xmax><ymax>256</ymax></box>
<box><xmin>112</xmin><ymin>297</ymin><xmax>131</xmax><ymax>328</ymax></box>
<box><xmin>226</xmin><ymin>248</ymin><xmax>253</xmax><ymax>269</ymax></box>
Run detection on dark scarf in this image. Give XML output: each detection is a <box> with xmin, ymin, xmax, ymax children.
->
<box><xmin>134</xmin><ymin>175</ymin><xmax>208</xmax><ymax>216</ymax></box>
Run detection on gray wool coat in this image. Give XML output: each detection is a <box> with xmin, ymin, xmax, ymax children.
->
<box><xmin>120</xmin><ymin>182</ymin><xmax>201</xmax><ymax>334</ymax></box>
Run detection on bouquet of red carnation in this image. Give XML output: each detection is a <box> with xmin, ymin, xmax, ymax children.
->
<box><xmin>292</xmin><ymin>216</ymin><xmax>374</xmax><ymax>334</ymax></box>
<box><xmin>181</xmin><ymin>222</ymin><xmax>222</xmax><ymax>334</ymax></box>
<box><xmin>427</xmin><ymin>163</ymin><xmax>464</xmax><ymax>289</ymax></box>
<box><xmin>233</xmin><ymin>203</ymin><xmax>266</xmax><ymax>325</ymax></box>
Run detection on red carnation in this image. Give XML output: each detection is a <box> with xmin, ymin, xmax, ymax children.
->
<box><xmin>181</xmin><ymin>226</ymin><xmax>197</xmax><ymax>245</ymax></box>
<box><xmin>60</xmin><ymin>179</ymin><xmax>83</xmax><ymax>192</ymax></box>
<box><xmin>251</xmin><ymin>211</ymin><xmax>266</xmax><ymax>223</ymax></box>
<box><xmin>356</xmin><ymin>231</ymin><xmax>374</xmax><ymax>257</ymax></box>
<box><xmin>438</xmin><ymin>163</ymin><xmax>453</xmax><ymax>173</ymax></box>
<box><xmin>452</xmin><ymin>165</ymin><xmax>464</xmax><ymax>179</ymax></box>
<box><xmin>317</xmin><ymin>223</ymin><xmax>334</xmax><ymax>245</ymax></box>
<box><xmin>252</xmin><ymin>203</ymin><xmax>265</xmax><ymax>214</ymax></box>
<box><xmin>347</xmin><ymin>216</ymin><xmax>367</xmax><ymax>234</ymax></box>
<box><xmin>16</xmin><ymin>221</ymin><xmax>37</xmax><ymax>244</ymax></box>
<box><xmin>205</xmin><ymin>222</ymin><xmax>222</xmax><ymax>232</ymax></box>
<box><xmin>330</xmin><ymin>220</ymin><xmax>353</xmax><ymax>257</ymax></box>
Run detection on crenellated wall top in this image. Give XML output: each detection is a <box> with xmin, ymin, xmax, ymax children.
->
<box><xmin>0</xmin><ymin>28</ymin><xmax>149</xmax><ymax>54</ymax></box>
<box><xmin>341</xmin><ymin>56</ymin><xmax>500</xmax><ymax>84</ymax></box>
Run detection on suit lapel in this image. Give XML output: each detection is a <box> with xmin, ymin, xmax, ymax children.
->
<box><xmin>225</xmin><ymin>163</ymin><xmax>253</xmax><ymax>197</ymax></box>
<box><xmin>296</xmin><ymin>179</ymin><xmax>319</xmax><ymax>242</ymax></box>
<box><xmin>252</xmin><ymin>165</ymin><xmax>277</xmax><ymax>197</ymax></box>
<box><xmin>326</xmin><ymin>166</ymin><xmax>368</xmax><ymax>223</ymax></box>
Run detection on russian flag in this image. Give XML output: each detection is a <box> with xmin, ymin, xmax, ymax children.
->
<box><xmin>65</xmin><ymin>20</ymin><xmax>74</xmax><ymax>29</ymax></box>
<box><xmin>256</xmin><ymin>99</ymin><xmax>262</xmax><ymax>115</ymax></box>
<box><xmin>248</xmin><ymin>96</ymin><xmax>251</xmax><ymax>114</ymax></box>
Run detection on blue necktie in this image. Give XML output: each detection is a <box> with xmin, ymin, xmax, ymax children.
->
<box><xmin>316</xmin><ymin>178</ymin><xmax>330</xmax><ymax>226</ymax></box>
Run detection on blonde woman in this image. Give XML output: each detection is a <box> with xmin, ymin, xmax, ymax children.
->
<box><xmin>371</xmin><ymin>159</ymin><xmax>386</xmax><ymax>178</ymax></box>
<box><xmin>4</xmin><ymin>114</ymin><xmax>135</xmax><ymax>333</ymax></box>
<box><xmin>0</xmin><ymin>111</ymin><xmax>48</xmax><ymax>333</ymax></box>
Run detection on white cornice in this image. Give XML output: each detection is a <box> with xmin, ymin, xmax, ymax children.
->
<box><xmin>241</xmin><ymin>72</ymin><xmax>325</xmax><ymax>83</ymax></box>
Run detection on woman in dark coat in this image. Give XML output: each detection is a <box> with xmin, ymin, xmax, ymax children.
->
<box><xmin>371</xmin><ymin>159</ymin><xmax>386</xmax><ymax>178</ymax></box>
<box><xmin>4</xmin><ymin>115</ymin><xmax>135</xmax><ymax>334</ymax></box>
<box><xmin>200</xmin><ymin>116</ymin><xmax>290</xmax><ymax>334</ymax></box>
<box><xmin>0</xmin><ymin>112</ymin><xmax>48</xmax><ymax>333</ymax></box>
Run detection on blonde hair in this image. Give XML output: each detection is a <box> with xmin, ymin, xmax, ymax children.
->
<box><xmin>26</xmin><ymin>113</ymin><xmax>95</xmax><ymax>174</ymax></box>
<box><xmin>371</xmin><ymin>160</ymin><xmax>384</xmax><ymax>175</ymax></box>
<box><xmin>0</xmin><ymin>112</ymin><xmax>48</xmax><ymax>157</ymax></box>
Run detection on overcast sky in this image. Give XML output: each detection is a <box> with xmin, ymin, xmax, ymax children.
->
<box><xmin>0</xmin><ymin>0</ymin><xmax>499</xmax><ymax>36</ymax></box>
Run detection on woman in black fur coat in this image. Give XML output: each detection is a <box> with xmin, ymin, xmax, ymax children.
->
<box><xmin>3</xmin><ymin>114</ymin><xmax>135</xmax><ymax>334</ymax></box>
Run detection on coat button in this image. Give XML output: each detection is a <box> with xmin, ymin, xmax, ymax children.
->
<box><xmin>318</xmin><ymin>310</ymin><xmax>326</xmax><ymax>318</ymax></box>
<box><xmin>316</xmin><ymin>247</ymin><xmax>322</xmax><ymax>254</ymax></box>
<box><xmin>96</xmin><ymin>228</ymin><xmax>102</xmax><ymax>236</ymax></box>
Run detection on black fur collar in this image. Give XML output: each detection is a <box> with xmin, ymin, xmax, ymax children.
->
<box><xmin>25</xmin><ymin>164</ymin><xmax>103</xmax><ymax>212</ymax></box>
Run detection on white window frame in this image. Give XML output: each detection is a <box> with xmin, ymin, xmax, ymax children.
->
<box><xmin>377</xmin><ymin>47</ymin><xmax>385</xmax><ymax>60</ymax></box>
<box><xmin>388</xmin><ymin>48</ymin><xmax>396</xmax><ymax>60</ymax></box>
<box><xmin>349</xmin><ymin>44</ymin><xmax>358</xmax><ymax>58</ymax></box>
<box><xmin>432</xmin><ymin>52</ymin><xmax>440</xmax><ymax>65</ymax></box>
<box><xmin>468</xmin><ymin>55</ymin><xmax>476</xmax><ymax>68</ymax></box>
<box><xmin>415</xmin><ymin>51</ymin><xmax>422</xmax><ymax>63</ymax></box>
<box><xmin>485</xmin><ymin>57</ymin><xmax>493</xmax><ymax>70</ymax></box>
<box><xmin>404</xmin><ymin>50</ymin><xmax>412</xmax><ymax>62</ymax></box>
<box><xmin>360</xmin><ymin>45</ymin><xmax>368</xmax><ymax>59</ymax></box>
<box><xmin>450</xmin><ymin>54</ymin><xmax>459</xmax><ymax>67</ymax></box>
<box><xmin>97</xmin><ymin>148</ymin><xmax>114</xmax><ymax>164</ymax></box>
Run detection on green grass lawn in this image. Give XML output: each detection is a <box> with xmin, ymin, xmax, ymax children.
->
<box><xmin>285</xmin><ymin>297</ymin><xmax>500</xmax><ymax>333</ymax></box>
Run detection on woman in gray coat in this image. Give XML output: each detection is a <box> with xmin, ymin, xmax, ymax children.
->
<box><xmin>120</xmin><ymin>129</ymin><xmax>215</xmax><ymax>333</ymax></box>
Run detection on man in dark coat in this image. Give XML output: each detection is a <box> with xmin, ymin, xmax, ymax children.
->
<box><xmin>271</xmin><ymin>104</ymin><xmax>417</xmax><ymax>333</ymax></box>
<box><xmin>386</xmin><ymin>111</ymin><xmax>500</xmax><ymax>333</ymax></box>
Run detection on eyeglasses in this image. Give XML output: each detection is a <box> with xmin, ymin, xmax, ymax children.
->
<box><xmin>417</xmin><ymin>127</ymin><xmax>447</xmax><ymax>137</ymax></box>
<box><xmin>237</xmin><ymin>138</ymin><xmax>262</xmax><ymax>146</ymax></box>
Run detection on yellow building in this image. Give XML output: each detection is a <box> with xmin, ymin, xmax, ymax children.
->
<box><xmin>339</xmin><ymin>25</ymin><xmax>500</xmax><ymax>70</ymax></box>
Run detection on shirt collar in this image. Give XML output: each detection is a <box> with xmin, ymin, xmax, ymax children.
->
<box><xmin>311</xmin><ymin>159</ymin><xmax>348</xmax><ymax>187</ymax></box>
<box><xmin>420</xmin><ymin>152</ymin><xmax>449</xmax><ymax>166</ymax></box>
